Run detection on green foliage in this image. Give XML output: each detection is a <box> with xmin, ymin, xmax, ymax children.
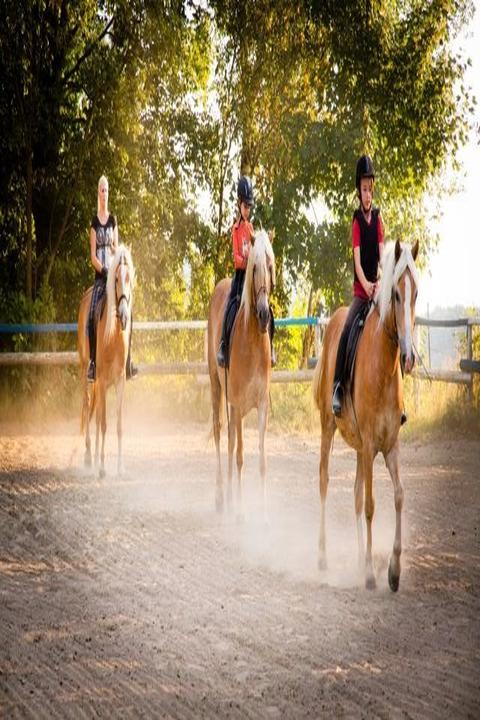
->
<box><xmin>0</xmin><ymin>0</ymin><xmax>475</xmax><ymax>333</ymax></box>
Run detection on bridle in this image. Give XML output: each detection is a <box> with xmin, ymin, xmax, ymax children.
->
<box><xmin>115</xmin><ymin>253</ymin><xmax>131</xmax><ymax>317</ymax></box>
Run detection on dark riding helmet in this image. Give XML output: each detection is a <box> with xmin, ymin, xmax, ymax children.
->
<box><xmin>355</xmin><ymin>155</ymin><xmax>375</xmax><ymax>191</ymax></box>
<box><xmin>237</xmin><ymin>175</ymin><xmax>254</xmax><ymax>207</ymax></box>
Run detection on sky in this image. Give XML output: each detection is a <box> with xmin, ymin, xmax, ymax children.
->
<box><xmin>418</xmin><ymin>4</ymin><xmax>480</xmax><ymax>314</ymax></box>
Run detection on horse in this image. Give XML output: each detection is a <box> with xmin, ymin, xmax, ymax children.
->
<box><xmin>313</xmin><ymin>239</ymin><xmax>419</xmax><ymax>591</ymax></box>
<box><xmin>77</xmin><ymin>245</ymin><xmax>135</xmax><ymax>478</ymax></box>
<box><xmin>207</xmin><ymin>229</ymin><xmax>276</xmax><ymax>517</ymax></box>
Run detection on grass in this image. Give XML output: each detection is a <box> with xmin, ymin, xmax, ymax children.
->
<box><xmin>0</xmin><ymin>366</ymin><xmax>478</xmax><ymax>441</ymax></box>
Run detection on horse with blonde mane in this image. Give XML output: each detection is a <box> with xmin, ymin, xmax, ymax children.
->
<box><xmin>77</xmin><ymin>245</ymin><xmax>135</xmax><ymax>477</ymax></box>
<box><xmin>207</xmin><ymin>229</ymin><xmax>276</xmax><ymax>517</ymax></box>
<box><xmin>313</xmin><ymin>239</ymin><xmax>419</xmax><ymax>591</ymax></box>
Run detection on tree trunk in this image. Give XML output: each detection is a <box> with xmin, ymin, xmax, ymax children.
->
<box><xmin>26</xmin><ymin>145</ymin><xmax>33</xmax><ymax>301</ymax></box>
<box><xmin>300</xmin><ymin>285</ymin><xmax>314</xmax><ymax>369</ymax></box>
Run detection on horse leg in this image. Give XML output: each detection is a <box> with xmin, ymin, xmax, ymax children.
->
<box><xmin>99</xmin><ymin>383</ymin><xmax>107</xmax><ymax>479</ymax></box>
<box><xmin>94</xmin><ymin>386</ymin><xmax>101</xmax><ymax>470</ymax></box>
<box><xmin>227</xmin><ymin>405</ymin><xmax>236</xmax><ymax>511</ymax></box>
<box><xmin>354</xmin><ymin>452</ymin><xmax>365</xmax><ymax>569</ymax></box>
<box><xmin>82</xmin><ymin>376</ymin><xmax>92</xmax><ymax>468</ymax></box>
<box><xmin>211</xmin><ymin>375</ymin><xmax>223</xmax><ymax>512</ymax></box>
<box><xmin>384</xmin><ymin>441</ymin><xmax>403</xmax><ymax>592</ymax></box>
<box><xmin>258</xmin><ymin>398</ymin><xmax>268</xmax><ymax>524</ymax></box>
<box><xmin>318</xmin><ymin>414</ymin><xmax>335</xmax><ymax>570</ymax></box>
<box><xmin>363</xmin><ymin>448</ymin><xmax>376</xmax><ymax>589</ymax></box>
<box><xmin>235</xmin><ymin>412</ymin><xmax>244</xmax><ymax>519</ymax></box>
<box><xmin>116</xmin><ymin>378</ymin><xmax>125</xmax><ymax>476</ymax></box>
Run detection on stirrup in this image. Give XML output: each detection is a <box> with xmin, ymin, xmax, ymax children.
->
<box><xmin>332</xmin><ymin>382</ymin><xmax>343</xmax><ymax>417</ymax></box>
<box><xmin>87</xmin><ymin>360</ymin><xmax>96</xmax><ymax>383</ymax></box>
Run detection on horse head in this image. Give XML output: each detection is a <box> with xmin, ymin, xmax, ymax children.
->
<box><xmin>377</xmin><ymin>239</ymin><xmax>419</xmax><ymax>375</ymax></box>
<box><xmin>105</xmin><ymin>245</ymin><xmax>135</xmax><ymax>338</ymax></box>
<box><xmin>242</xmin><ymin>229</ymin><xmax>275</xmax><ymax>334</ymax></box>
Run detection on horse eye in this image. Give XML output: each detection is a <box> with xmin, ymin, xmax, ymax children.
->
<box><xmin>395</xmin><ymin>290</ymin><xmax>400</xmax><ymax>303</ymax></box>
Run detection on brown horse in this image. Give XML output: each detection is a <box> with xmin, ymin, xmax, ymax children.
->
<box><xmin>207</xmin><ymin>229</ymin><xmax>275</xmax><ymax>517</ymax></box>
<box><xmin>313</xmin><ymin>239</ymin><xmax>419</xmax><ymax>591</ymax></box>
<box><xmin>77</xmin><ymin>245</ymin><xmax>135</xmax><ymax>477</ymax></box>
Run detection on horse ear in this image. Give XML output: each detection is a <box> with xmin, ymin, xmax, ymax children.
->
<box><xmin>411</xmin><ymin>239</ymin><xmax>419</xmax><ymax>262</ymax></box>
<box><xmin>268</xmin><ymin>229</ymin><xmax>275</xmax><ymax>244</ymax></box>
<box><xmin>394</xmin><ymin>239</ymin><xmax>402</xmax><ymax>264</ymax></box>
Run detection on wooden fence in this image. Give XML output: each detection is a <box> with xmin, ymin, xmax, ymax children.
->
<box><xmin>0</xmin><ymin>316</ymin><xmax>478</xmax><ymax>394</ymax></box>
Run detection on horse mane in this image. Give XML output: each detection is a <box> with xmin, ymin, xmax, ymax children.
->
<box><xmin>105</xmin><ymin>244</ymin><xmax>135</xmax><ymax>340</ymax></box>
<box><xmin>240</xmin><ymin>229</ymin><xmax>275</xmax><ymax>325</ymax></box>
<box><xmin>375</xmin><ymin>241</ymin><xmax>419</xmax><ymax>324</ymax></box>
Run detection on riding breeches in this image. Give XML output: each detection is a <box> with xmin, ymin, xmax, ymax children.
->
<box><xmin>88</xmin><ymin>278</ymin><xmax>106</xmax><ymax>363</ymax></box>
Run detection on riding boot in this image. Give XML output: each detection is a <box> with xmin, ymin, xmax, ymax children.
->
<box><xmin>87</xmin><ymin>321</ymin><xmax>96</xmax><ymax>383</ymax></box>
<box><xmin>126</xmin><ymin>318</ymin><xmax>138</xmax><ymax>380</ymax></box>
<box><xmin>269</xmin><ymin>306</ymin><xmax>276</xmax><ymax>368</ymax></box>
<box><xmin>217</xmin><ymin>307</ymin><xmax>229</xmax><ymax>368</ymax></box>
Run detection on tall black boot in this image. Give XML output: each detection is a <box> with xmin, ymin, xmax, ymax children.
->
<box><xmin>269</xmin><ymin>307</ymin><xmax>276</xmax><ymax>367</ymax></box>
<box><xmin>332</xmin><ymin>324</ymin><xmax>349</xmax><ymax>417</ymax></box>
<box><xmin>217</xmin><ymin>306</ymin><xmax>229</xmax><ymax>368</ymax></box>
<box><xmin>87</xmin><ymin>320</ymin><xmax>96</xmax><ymax>383</ymax></box>
<box><xmin>126</xmin><ymin>315</ymin><xmax>138</xmax><ymax>380</ymax></box>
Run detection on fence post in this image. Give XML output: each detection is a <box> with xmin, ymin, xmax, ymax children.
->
<box><xmin>314</xmin><ymin>319</ymin><xmax>321</xmax><ymax>361</ymax></box>
<box><xmin>466</xmin><ymin>321</ymin><xmax>473</xmax><ymax>403</ymax></box>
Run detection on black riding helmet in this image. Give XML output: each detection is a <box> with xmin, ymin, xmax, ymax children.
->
<box><xmin>237</xmin><ymin>175</ymin><xmax>254</xmax><ymax>207</ymax></box>
<box><xmin>355</xmin><ymin>155</ymin><xmax>375</xmax><ymax>192</ymax></box>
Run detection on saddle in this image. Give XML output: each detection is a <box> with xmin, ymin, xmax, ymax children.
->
<box><xmin>344</xmin><ymin>301</ymin><xmax>372</xmax><ymax>392</ymax></box>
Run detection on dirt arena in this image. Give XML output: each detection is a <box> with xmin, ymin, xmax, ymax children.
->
<box><xmin>0</xmin><ymin>408</ymin><xmax>479</xmax><ymax>719</ymax></box>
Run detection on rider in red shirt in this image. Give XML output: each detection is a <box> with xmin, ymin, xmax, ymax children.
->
<box><xmin>332</xmin><ymin>155</ymin><xmax>384</xmax><ymax>416</ymax></box>
<box><xmin>217</xmin><ymin>176</ymin><xmax>276</xmax><ymax>368</ymax></box>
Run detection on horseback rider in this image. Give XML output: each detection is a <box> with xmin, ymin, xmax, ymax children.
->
<box><xmin>332</xmin><ymin>155</ymin><xmax>384</xmax><ymax>416</ymax></box>
<box><xmin>216</xmin><ymin>175</ymin><xmax>276</xmax><ymax>369</ymax></box>
<box><xmin>87</xmin><ymin>175</ymin><xmax>137</xmax><ymax>383</ymax></box>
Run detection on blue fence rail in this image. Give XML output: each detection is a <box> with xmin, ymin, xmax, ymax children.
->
<box><xmin>0</xmin><ymin>317</ymin><xmax>322</xmax><ymax>334</ymax></box>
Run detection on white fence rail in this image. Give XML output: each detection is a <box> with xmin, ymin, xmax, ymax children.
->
<box><xmin>0</xmin><ymin>317</ymin><xmax>478</xmax><ymax>393</ymax></box>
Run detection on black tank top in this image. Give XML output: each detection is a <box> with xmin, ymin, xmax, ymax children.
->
<box><xmin>353</xmin><ymin>207</ymin><xmax>380</xmax><ymax>284</ymax></box>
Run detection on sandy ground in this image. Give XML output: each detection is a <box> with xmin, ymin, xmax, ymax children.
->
<box><xmin>0</xmin><ymin>407</ymin><xmax>479</xmax><ymax>719</ymax></box>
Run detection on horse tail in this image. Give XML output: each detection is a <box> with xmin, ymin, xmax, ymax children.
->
<box><xmin>80</xmin><ymin>381</ymin><xmax>96</xmax><ymax>434</ymax></box>
<box><xmin>312</xmin><ymin>344</ymin><xmax>324</xmax><ymax>410</ymax></box>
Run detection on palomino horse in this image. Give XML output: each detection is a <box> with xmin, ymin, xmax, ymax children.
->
<box><xmin>207</xmin><ymin>229</ymin><xmax>275</xmax><ymax>516</ymax></box>
<box><xmin>313</xmin><ymin>239</ymin><xmax>419</xmax><ymax>591</ymax></box>
<box><xmin>77</xmin><ymin>245</ymin><xmax>135</xmax><ymax>477</ymax></box>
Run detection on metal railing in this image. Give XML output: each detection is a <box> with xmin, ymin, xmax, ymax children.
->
<box><xmin>0</xmin><ymin>316</ymin><xmax>478</xmax><ymax>393</ymax></box>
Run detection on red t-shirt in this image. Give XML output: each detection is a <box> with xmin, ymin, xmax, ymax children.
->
<box><xmin>352</xmin><ymin>212</ymin><xmax>384</xmax><ymax>299</ymax></box>
<box><xmin>232</xmin><ymin>219</ymin><xmax>254</xmax><ymax>270</ymax></box>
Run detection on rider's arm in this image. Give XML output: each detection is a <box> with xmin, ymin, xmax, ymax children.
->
<box><xmin>232</xmin><ymin>225</ymin><xmax>247</xmax><ymax>269</ymax></box>
<box><xmin>90</xmin><ymin>227</ymin><xmax>104</xmax><ymax>274</ymax></box>
<box><xmin>112</xmin><ymin>217</ymin><xmax>119</xmax><ymax>252</ymax></box>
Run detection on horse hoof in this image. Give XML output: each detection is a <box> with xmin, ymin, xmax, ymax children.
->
<box><xmin>99</xmin><ymin>468</ymin><xmax>106</xmax><ymax>480</ymax></box>
<box><xmin>84</xmin><ymin>452</ymin><xmax>92</xmax><ymax>468</ymax></box>
<box><xmin>215</xmin><ymin>493</ymin><xmax>224</xmax><ymax>514</ymax></box>
<box><xmin>388</xmin><ymin>564</ymin><xmax>400</xmax><ymax>592</ymax></box>
<box><xmin>365</xmin><ymin>574</ymin><xmax>376</xmax><ymax>591</ymax></box>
